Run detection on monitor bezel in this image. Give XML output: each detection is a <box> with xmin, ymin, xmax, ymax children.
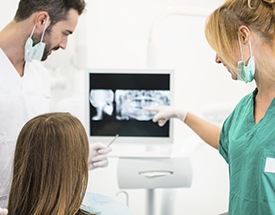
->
<box><xmin>85</xmin><ymin>68</ymin><xmax>174</xmax><ymax>145</ymax></box>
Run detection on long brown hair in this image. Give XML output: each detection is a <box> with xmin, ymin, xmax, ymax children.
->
<box><xmin>8</xmin><ymin>112</ymin><xmax>89</xmax><ymax>215</ymax></box>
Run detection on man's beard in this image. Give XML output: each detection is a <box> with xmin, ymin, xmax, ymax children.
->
<box><xmin>32</xmin><ymin>26</ymin><xmax>54</xmax><ymax>61</ymax></box>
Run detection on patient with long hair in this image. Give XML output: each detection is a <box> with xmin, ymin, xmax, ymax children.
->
<box><xmin>7</xmin><ymin>112</ymin><xmax>94</xmax><ymax>215</ymax></box>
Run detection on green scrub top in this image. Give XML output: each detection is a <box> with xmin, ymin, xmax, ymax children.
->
<box><xmin>219</xmin><ymin>89</ymin><xmax>275</xmax><ymax>215</ymax></box>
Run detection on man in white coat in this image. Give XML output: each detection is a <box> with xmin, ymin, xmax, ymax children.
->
<box><xmin>0</xmin><ymin>0</ymin><xmax>112</xmax><ymax>211</ymax></box>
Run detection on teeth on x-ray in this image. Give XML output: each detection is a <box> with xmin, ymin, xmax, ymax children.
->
<box><xmin>90</xmin><ymin>89</ymin><xmax>170</xmax><ymax>121</ymax></box>
<box><xmin>89</xmin><ymin>89</ymin><xmax>114</xmax><ymax>120</ymax></box>
<box><xmin>115</xmin><ymin>90</ymin><xmax>170</xmax><ymax>121</ymax></box>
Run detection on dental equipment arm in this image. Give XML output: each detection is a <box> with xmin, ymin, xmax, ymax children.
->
<box><xmin>145</xmin><ymin>106</ymin><xmax>220</xmax><ymax>149</ymax></box>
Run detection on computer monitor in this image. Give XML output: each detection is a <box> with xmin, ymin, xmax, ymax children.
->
<box><xmin>86</xmin><ymin>68</ymin><xmax>174</xmax><ymax>155</ymax></box>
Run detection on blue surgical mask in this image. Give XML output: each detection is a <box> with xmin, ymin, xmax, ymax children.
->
<box><xmin>24</xmin><ymin>17</ymin><xmax>49</xmax><ymax>62</ymax></box>
<box><xmin>237</xmin><ymin>34</ymin><xmax>255</xmax><ymax>83</ymax></box>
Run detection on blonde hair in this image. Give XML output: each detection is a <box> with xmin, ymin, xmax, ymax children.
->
<box><xmin>205</xmin><ymin>0</ymin><xmax>275</xmax><ymax>74</ymax></box>
<box><xmin>8</xmin><ymin>112</ymin><xmax>89</xmax><ymax>215</ymax></box>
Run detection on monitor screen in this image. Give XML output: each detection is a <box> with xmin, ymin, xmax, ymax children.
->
<box><xmin>86</xmin><ymin>68</ymin><xmax>174</xmax><ymax>145</ymax></box>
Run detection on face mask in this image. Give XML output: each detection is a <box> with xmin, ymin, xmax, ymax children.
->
<box><xmin>237</xmin><ymin>34</ymin><xmax>255</xmax><ymax>83</ymax></box>
<box><xmin>24</xmin><ymin>17</ymin><xmax>49</xmax><ymax>62</ymax></box>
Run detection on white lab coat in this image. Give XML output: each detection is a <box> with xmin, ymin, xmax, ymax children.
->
<box><xmin>0</xmin><ymin>48</ymin><xmax>50</xmax><ymax>207</ymax></box>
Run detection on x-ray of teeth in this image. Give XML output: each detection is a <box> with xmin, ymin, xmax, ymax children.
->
<box><xmin>88</xmin><ymin>71</ymin><xmax>172</xmax><ymax>137</ymax></box>
<box><xmin>115</xmin><ymin>90</ymin><xmax>170</xmax><ymax>121</ymax></box>
<box><xmin>90</xmin><ymin>89</ymin><xmax>114</xmax><ymax>120</ymax></box>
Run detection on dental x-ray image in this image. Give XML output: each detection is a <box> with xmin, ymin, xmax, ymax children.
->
<box><xmin>115</xmin><ymin>90</ymin><xmax>170</xmax><ymax>121</ymax></box>
<box><xmin>89</xmin><ymin>89</ymin><xmax>170</xmax><ymax>121</ymax></box>
<box><xmin>88</xmin><ymin>70</ymin><xmax>173</xmax><ymax>137</ymax></box>
<box><xmin>90</xmin><ymin>89</ymin><xmax>115</xmax><ymax>120</ymax></box>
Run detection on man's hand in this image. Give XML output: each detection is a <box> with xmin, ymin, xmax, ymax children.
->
<box><xmin>89</xmin><ymin>142</ymin><xmax>112</xmax><ymax>170</ymax></box>
<box><xmin>0</xmin><ymin>208</ymin><xmax>8</xmax><ymax>215</ymax></box>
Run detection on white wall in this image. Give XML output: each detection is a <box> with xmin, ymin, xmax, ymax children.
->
<box><xmin>1</xmin><ymin>1</ymin><xmax>257</xmax><ymax>215</ymax></box>
<box><xmin>84</xmin><ymin>1</ymin><xmax>255</xmax><ymax>214</ymax></box>
<box><xmin>0</xmin><ymin>1</ymin><xmax>18</xmax><ymax>29</ymax></box>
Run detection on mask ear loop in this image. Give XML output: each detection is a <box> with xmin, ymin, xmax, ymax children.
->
<box><xmin>237</xmin><ymin>34</ymin><xmax>244</xmax><ymax>61</ymax></box>
<box><xmin>29</xmin><ymin>24</ymin><xmax>37</xmax><ymax>38</ymax></box>
<box><xmin>248</xmin><ymin>40</ymin><xmax>253</xmax><ymax>57</ymax></box>
<box><xmin>238</xmin><ymin>33</ymin><xmax>253</xmax><ymax>62</ymax></box>
<box><xmin>40</xmin><ymin>17</ymin><xmax>49</xmax><ymax>43</ymax></box>
<box><xmin>29</xmin><ymin>16</ymin><xmax>49</xmax><ymax>41</ymax></box>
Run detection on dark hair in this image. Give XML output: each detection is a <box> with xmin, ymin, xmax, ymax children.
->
<box><xmin>14</xmin><ymin>0</ymin><xmax>86</xmax><ymax>24</ymax></box>
<box><xmin>8</xmin><ymin>112</ymin><xmax>89</xmax><ymax>215</ymax></box>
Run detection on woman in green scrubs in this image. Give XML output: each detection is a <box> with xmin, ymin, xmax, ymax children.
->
<box><xmin>146</xmin><ymin>0</ymin><xmax>275</xmax><ymax>214</ymax></box>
